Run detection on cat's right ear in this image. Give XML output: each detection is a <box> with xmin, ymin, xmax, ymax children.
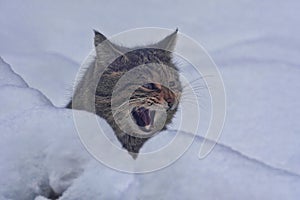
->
<box><xmin>94</xmin><ymin>30</ymin><xmax>107</xmax><ymax>47</ymax></box>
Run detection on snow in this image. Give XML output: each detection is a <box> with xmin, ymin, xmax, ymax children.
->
<box><xmin>0</xmin><ymin>57</ymin><xmax>27</xmax><ymax>87</ymax></box>
<box><xmin>1</xmin><ymin>0</ymin><xmax>300</xmax><ymax>199</ymax></box>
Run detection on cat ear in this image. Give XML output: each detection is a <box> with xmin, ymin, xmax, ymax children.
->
<box><xmin>93</xmin><ymin>30</ymin><xmax>124</xmax><ymax>67</ymax></box>
<box><xmin>156</xmin><ymin>28</ymin><xmax>178</xmax><ymax>52</ymax></box>
<box><xmin>94</xmin><ymin>30</ymin><xmax>107</xmax><ymax>47</ymax></box>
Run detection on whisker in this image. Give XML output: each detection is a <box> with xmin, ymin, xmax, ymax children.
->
<box><xmin>181</xmin><ymin>93</ymin><xmax>205</xmax><ymax>99</ymax></box>
<box><xmin>129</xmin><ymin>97</ymin><xmax>147</xmax><ymax>102</ymax></box>
<box><xmin>181</xmin><ymin>83</ymin><xmax>209</xmax><ymax>91</ymax></box>
<box><xmin>180</xmin><ymin>74</ymin><xmax>214</xmax><ymax>88</ymax></box>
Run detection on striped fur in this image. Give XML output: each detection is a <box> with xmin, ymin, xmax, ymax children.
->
<box><xmin>67</xmin><ymin>30</ymin><xmax>181</xmax><ymax>158</ymax></box>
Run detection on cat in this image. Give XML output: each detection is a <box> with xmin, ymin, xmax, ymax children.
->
<box><xmin>67</xmin><ymin>29</ymin><xmax>182</xmax><ymax>158</ymax></box>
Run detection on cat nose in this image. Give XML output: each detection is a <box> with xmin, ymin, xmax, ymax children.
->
<box><xmin>165</xmin><ymin>98</ymin><xmax>174</xmax><ymax>109</ymax></box>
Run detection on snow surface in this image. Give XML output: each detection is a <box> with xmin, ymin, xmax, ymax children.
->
<box><xmin>1</xmin><ymin>0</ymin><xmax>300</xmax><ymax>199</ymax></box>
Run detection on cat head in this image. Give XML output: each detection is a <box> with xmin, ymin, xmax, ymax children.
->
<box><xmin>76</xmin><ymin>29</ymin><xmax>182</xmax><ymax>157</ymax></box>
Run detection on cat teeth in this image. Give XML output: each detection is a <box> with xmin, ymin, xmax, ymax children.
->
<box><xmin>144</xmin><ymin>125</ymin><xmax>151</xmax><ymax>130</ymax></box>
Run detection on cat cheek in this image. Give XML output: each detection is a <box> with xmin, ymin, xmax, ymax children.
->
<box><xmin>168</xmin><ymin>103</ymin><xmax>177</xmax><ymax>111</ymax></box>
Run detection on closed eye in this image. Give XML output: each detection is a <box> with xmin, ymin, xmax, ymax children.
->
<box><xmin>142</xmin><ymin>83</ymin><xmax>158</xmax><ymax>90</ymax></box>
<box><xmin>169</xmin><ymin>81</ymin><xmax>175</xmax><ymax>87</ymax></box>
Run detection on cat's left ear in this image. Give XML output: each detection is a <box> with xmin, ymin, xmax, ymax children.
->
<box><xmin>156</xmin><ymin>28</ymin><xmax>178</xmax><ymax>52</ymax></box>
<box><xmin>93</xmin><ymin>29</ymin><xmax>124</xmax><ymax>68</ymax></box>
<box><xmin>94</xmin><ymin>30</ymin><xmax>107</xmax><ymax>47</ymax></box>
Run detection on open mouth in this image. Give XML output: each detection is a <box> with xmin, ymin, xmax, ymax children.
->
<box><xmin>131</xmin><ymin>107</ymin><xmax>155</xmax><ymax>131</ymax></box>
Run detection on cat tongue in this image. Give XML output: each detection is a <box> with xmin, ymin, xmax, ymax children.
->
<box><xmin>134</xmin><ymin>107</ymin><xmax>151</xmax><ymax>127</ymax></box>
<box><xmin>139</xmin><ymin>107</ymin><xmax>151</xmax><ymax>126</ymax></box>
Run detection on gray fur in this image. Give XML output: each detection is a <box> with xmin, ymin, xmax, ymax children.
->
<box><xmin>67</xmin><ymin>29</ymin><xmax>182</xmax><ymax>158</ymax></box>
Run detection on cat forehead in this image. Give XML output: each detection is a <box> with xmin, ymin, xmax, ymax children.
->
<box><xmin>107</xmin><ymin>47</ymin><xmax>173</xmax><ymax>68</ymax></box>
<box><xmin>127</xmin><ymin>47</ymin><xmax>171</xmax><ymax>58</ymax></box>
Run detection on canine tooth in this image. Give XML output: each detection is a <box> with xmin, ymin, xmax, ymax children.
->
<box><xmin>145</xmin><ymin>125</ymin><xmax>151</xmax><ymax>130</ymax></box>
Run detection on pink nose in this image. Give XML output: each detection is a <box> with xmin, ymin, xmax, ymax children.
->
<box><xmin>165</xmin><ymin>97</ymin><xmax>174</xmax><ymax>108</ymax></box>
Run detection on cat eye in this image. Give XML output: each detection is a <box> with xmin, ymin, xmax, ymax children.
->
<box><xmin>142</xmin><ymin>83</ymin><xmax>157</xmax><ymax>90</ymax></box>
<box><xmin>169</xmin><ymin>81</ymin><xmax>175</xmax><ymax>87</ymax></box>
